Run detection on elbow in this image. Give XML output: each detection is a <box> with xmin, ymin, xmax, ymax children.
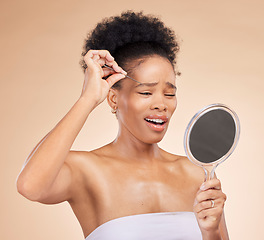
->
<box><xmin>16</xmin><ymin>175</ymin><xmax>43</xmax><ymax>202</ymax></box>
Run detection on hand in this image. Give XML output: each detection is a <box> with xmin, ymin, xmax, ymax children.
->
<box><xmin>193</xmin><ymin>178</ymin><xmax>227</xmax><ymax>237</ymax></box>
<box><xmin>80</xmin><ymin>50</ymin><xmax>127</xmax><ymax>107</ymax></box>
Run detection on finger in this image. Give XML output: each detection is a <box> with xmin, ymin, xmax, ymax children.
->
<box><xmin>84</xmin><ymin>50</ymin><xmax>100</xmax><ymax>63</ymax></box>
<box><xmin>95</xmin><ymin>56</ymin><xmax>127</xmax><ymax>77</ymax></box>
<box><xmin>196</xmin><ymin>206</ymin><xmax>222</xmax><ymax>221</ymax></box>
<box><xmin>200</xmin><ymin>178</ymin><xmax>221</xmax><ymax>191</ymax></box>
<box><xmin>196</xmin><ymin>189</ymin><xmax>222</xmax><ymax>203</ymax></box>
<box><xmin>105</xmin><ymin>73</ymin><xmax>126</xmax><ymax>87</ymax></box>
<box><xmin>102</xmin><ymin>67</ymin><xmax>115</xmax><ymax>77</ymax></box>
<box><xmin>92</xmin><ymin>53</ymin><xmax>100</xmax><ymax>63</ymax></box>
<box><xmin>194</xmin><ymin>197</ymin><xmax>227</xmax><ymax>214</ymax></box>
<box><xmin>91</xmin><ymin>50</ymin><xmax>117</xmax><ymax>69</ymax></box>
<box><xmin>106</xmin><ymin>61</ymin><xmax>127</xmax><ymax>75</ymax></box>
<box><xmin>96</xmin><ymin>57</ymin><xmax>115</xmax><ymax>67</ymax></box>
<box><xmin>85</xmin><ymin>50</ymin><xmax>127</xmax><ymax>75</ymax></box>
<box><xmin>83</xmin><ymin>50</ymin><xmax>101</xmax><ymax>72</ymax></box>
<box><xmin>95</xmin><ymin>50</ymin><xmax>115</xmax><ymax>62</ymax></box>
<box><xmin>194</xmin><ymin>199</ymin><xmax>216</xmax><ymax>213</ymax></box>
<box><xmin>102</xmin><ymin>65</ymin><xmax>125</xmax><ymax>79</ymax></box>
<box><xmin>84</xmin><ymin>50</ymin><xmax>113</xmax><ymax>68</ymax></box>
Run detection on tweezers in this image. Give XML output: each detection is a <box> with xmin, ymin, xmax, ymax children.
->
<box><xmin>103</xmin><ymin>64</ymin><xmax>141</xmax><ymax>84</ymax></box>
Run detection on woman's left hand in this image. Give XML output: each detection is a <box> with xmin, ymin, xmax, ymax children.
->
<box><xmin>193</xmin><ymin>178</ymin><xmax>227</xmax><ymax>238</ymax></box>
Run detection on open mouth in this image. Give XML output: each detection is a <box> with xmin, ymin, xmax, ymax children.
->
<box><xmin>144</xmin><ymin>118</ymin><xmax>166</xmax><ymax>125</ymax></box>
<box><xmin>144</xmin><ymin>117</ymin><xmax>168</xmax><ymax>132</ymax></box>
<box><xmin>144</xmin><ymin>115</ymin><xmax>168</xmax><ymax>132</ymax></box>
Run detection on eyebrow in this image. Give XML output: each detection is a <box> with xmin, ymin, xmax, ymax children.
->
<box><xmin>135</xmin><ymin>81</ymin><xmax>177</xmax><ymax>89</ymax></box>
<box><xmin>166</xmin><ymin>82</ymin><xmax>177</xmax><ymax>90</ymax></box>
<box><xmin>135</xmin><ymin>82</ymin><xmax>159</xmax><ymax>88</ymax></box>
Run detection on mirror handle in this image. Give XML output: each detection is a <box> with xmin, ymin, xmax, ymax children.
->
<box><xmin>203</xmin><ymin>164</ymin><xmax>219</xmax><ymax>181</ymax></box>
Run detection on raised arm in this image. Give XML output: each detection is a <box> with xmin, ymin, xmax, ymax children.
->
<box><xmin>16</xmin><ymin>50</ymin><xmax>126</xmax><ymax>204</ymax></box>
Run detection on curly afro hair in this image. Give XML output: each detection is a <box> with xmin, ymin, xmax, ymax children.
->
<box><xmin>80</xmin><ymin>11</ymin><xmax>180</xmax><ymax>88</ymax></box>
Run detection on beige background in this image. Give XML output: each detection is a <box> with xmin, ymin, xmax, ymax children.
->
<box><xmin>1</xmin><ymin>0</ymin><xmax>263</xmax><ymax>239</ymax></box>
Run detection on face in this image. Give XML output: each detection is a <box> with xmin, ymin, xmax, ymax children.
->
<box><xmin>115</xmin><ymin>55</ymin><xmax>177</xmax><ymax>144</ymax></box>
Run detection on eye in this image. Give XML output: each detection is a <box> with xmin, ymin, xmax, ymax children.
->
<box><xmin>138</xmin><ymin>92</ymin><xmax>152</xmax><ymax>96</ymax></box>
<box><xmin>165</xmin><ymin>94</ymin><xmax>176</xmax><ymax>97</ymax></box>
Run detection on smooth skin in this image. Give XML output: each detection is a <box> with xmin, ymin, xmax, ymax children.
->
<box><xmin>17</xmin><ymin>50</ymin><xmax>228</xmax><ymax>239</ymax></box>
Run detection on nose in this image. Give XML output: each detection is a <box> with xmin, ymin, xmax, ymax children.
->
<box><xmin>150</xmin><ymin>95</ymin><xmax>168</xmax><ymax>112</ymax></box>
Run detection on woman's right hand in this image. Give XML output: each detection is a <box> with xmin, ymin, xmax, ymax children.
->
<box><xmin>80</xmin><ymin>50</ymin><xmax>127</xmax><ymax>107</ymax></box>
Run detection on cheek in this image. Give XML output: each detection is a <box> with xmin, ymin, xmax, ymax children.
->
<box><xmin>166</xmin><ymin>97</ymin><xmax>177</xmax><ymax>115</ymax></box>
<box><xmin>117</xmin><ymin>89</ymin><xmax>132</xmax><ymax>110</ymax></box>
<box><xmin>117</xmin><ymin>93</ymin><xmax>141</xmax><ymax>122</ymax></box>
<box><xmin>118</xmin><ymin>93</ymin><xmax>150</xmax><ymax>113</ymax></box>
<box><xmin>132</xmin><ymin>97</ymin><xmax>152</xmax><ymax>109</ymax></box>
<box><xmin>172</xmin><ymin>98</ymin><xmax>177</xmax><ymax>112</ymax></box>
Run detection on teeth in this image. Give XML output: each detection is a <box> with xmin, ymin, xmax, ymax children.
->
<box><xmin>145</xmin><ymin>118</ymin><xmax>165</xmax><ymax>124</ymax></box>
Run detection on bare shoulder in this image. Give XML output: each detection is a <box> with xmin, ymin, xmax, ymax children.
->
<box><xmin>65</xmin><ymin>144</ymin><xmax>112</xmax><ymax>178</ymax></box>
<box><xmin>64</xmin><ymin>150</ymin><xmax>93</xmax><ymax>171</ymax></box>
<box><xmin>160</xmin><ymin>148</ymin><xmax>205</xmax><ymax>185</ymax></box>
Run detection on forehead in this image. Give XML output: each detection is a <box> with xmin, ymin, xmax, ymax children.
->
<box><xmin>128</xmin><ymin>56</ymin><xmax>176</xmax><ymax>85</ymax></box>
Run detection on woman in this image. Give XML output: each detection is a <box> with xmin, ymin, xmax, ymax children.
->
<box><xmin>17</xmin><ymin>11</ymin><xmax>228</xmax><ymax>239</ymax></box>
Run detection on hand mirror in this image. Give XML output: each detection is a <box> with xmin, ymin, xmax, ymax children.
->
<box><xmin>184</xmin><ymin>103</ymin><xmax>240</xmax><ymax>180</ymax></box>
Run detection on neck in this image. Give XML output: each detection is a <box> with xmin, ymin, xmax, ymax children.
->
<box><xmin>111</xmin><ymin>129</ymin><xmax>162</xmax><ymax>163</ymax></box>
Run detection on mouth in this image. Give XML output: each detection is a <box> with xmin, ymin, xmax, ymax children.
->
<box><xmin>144</xmin><ymin>115</ymin><xmax>168</xmax><ymax>132</ymax></box>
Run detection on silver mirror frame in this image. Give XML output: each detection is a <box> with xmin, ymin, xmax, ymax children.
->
<box><xmin>184</xmin><ymin>103</ymin><xmax>240</xmax><ymax>171</ymax></box>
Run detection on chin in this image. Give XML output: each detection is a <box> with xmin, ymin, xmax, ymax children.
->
<box><xmin>141</xmin><ymin>132</ymin><xmax>167</xmax><ymax>144</ymax></box>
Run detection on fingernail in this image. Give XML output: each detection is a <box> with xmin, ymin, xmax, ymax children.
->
<box><xmin>200</xmin><ymin>183</ymin><xmax>206</xmax><ymax>190</ymax></box>
<box><xmin>119</xmin><ymin>67</ymin><xmax>127</xmax><ymax>75</ymax></box>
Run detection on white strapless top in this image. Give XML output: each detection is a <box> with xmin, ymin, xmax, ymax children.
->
<box><xmin>85</xmin><ymin>211</ymin><xmax>202</xmax><ymax>240</ymax></box>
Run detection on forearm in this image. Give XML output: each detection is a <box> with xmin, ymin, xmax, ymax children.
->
<box><xmin>17</xmin><ymin>96</ymin><xmax>95</xmax><ymax>199</ymax></box>
<box><xmin>202</xmin><ymin>229</ymin><xmax>222</xmax><ymax>240</ymax></box>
